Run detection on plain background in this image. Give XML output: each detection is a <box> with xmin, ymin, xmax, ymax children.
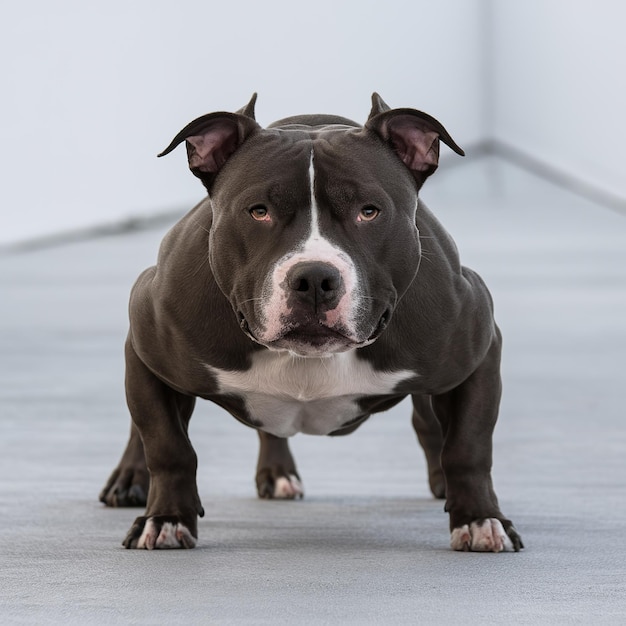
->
<box><xmin>2</xmin><ymin>0</ymin><xmax>626</xmax><ymax>245</ymax></box>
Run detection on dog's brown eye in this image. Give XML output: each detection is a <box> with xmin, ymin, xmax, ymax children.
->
<box><xmin>249</xmin><ymin>205</ymin><xmax>270</xmax><ymax>221</ymax></box>
<box><xmin>358</xmin><ymin>206</ymin><xmax>380</xmax><ymax>222</ymax></box>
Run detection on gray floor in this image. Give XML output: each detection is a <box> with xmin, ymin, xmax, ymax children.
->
<box><xmin>1</xmin><ymin>159</ymin><xmax>625</xmax><ymax>624</ymax></box>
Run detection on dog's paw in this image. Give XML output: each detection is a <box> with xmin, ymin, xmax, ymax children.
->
<box><xmin>123</xmin><ymin>516</ymin><xmax>196</xmax><ymax>550</ymax></box>
<box><xmin>257</xmin><ymin>472</ymin><xmax>304</xmax><ymax>500</ymax></box>
<box><xmin>450</xmin><ymin>518</ymin><xmax>523</xmax><ymax>552</ymax></box>
<box><xmin>273</xmin><ymin>474</ymin><xmax>304</xmax><ymax>499</ymax></box>
<box><xmin>99</xmin><ymin>467</ymin><xmax>148</xmax><ymax>508</ymax></box>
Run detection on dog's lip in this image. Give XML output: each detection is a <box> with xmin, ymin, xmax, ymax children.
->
<box><xmin>238</xmin><ymin>310</ymin><xmax>390</xmax><ymax>350</ymax></box>
<box><xmin>281</xmin><ymin>324</ymin><xmax>349</xmax><ymax>346</ymax></box>
<box><xmin>238</xmin><ymin>312</ymin><xmax>259</xmax><ymax>343</ymax></box>
<box><xmin>367</xmin><ymin>309</ymin><xmax>391</xmax><ymax>341</ymax></box>
<box><xmin>238</xmin><ymin>311</ymin><xmax>350</xmax><ymax>345</ymax></box>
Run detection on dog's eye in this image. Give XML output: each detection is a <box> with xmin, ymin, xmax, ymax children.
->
<box><xmin>358</xmin><ymin>206</ymin><xmax>380</xmax><ymax>222</ymax></box>
<box><xmin>249</xmin><ymin>205</ymin><xmax>271</xmax><ymax>222</ymax></box>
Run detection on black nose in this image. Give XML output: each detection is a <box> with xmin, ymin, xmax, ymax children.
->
<box><xmin>287</xmin><ymin>262</ymin><xmax>344</xmax><ymax>311</ymax></box>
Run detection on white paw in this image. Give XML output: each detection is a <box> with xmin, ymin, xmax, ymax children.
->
<box><xmin>273</xmin><ymin>474</ymin><xmax>304</xmax><ymax>499</ymax></box>
<box><xmin>136</xmin><ymin>518</ymin><xmax>196</xmax><ymax>549</ymax></box>
<box><xmin>450</xmin><ymin>518</ymin><xmax>513</xmax><ymax>552</ymax></box>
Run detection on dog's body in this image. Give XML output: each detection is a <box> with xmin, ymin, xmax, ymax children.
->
<box><xmin>100</xmin><ymin>94</ymin><xmax>523</xmax><ymax>552</ymax></box>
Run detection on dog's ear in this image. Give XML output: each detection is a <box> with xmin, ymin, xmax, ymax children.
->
<box><xmin>158</xmin><ymin>94</ymin><xmax>261</xmax><ymax>190</ymax></box>
<box><xmin>236</xmin><ymin>92</ymin><xmax>258</xmax><ymax>120</ymax></box>
<box><xmin>366</xmin><ymin>93</ymin><xmax>464</xmax><ymax>184</ymax></box>
<box><xmin>368</xmin><ymin>92</ymin><xmax>392</xmax><ymax>117</ymax></box>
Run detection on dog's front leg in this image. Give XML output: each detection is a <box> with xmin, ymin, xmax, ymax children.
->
<box><xmin>255</xmin><ymin>432</ymin><xmax>303</xmax><ymax>500</ymax></box>
<box><xmin>433</xmin><ymin>330</ymin><xmax>523</xmax><ymax>552</ymax></box>
<box><xmin>121</xmin><ymin>337</ymin><xmax>203</xmax><ymax>549</ymax></box>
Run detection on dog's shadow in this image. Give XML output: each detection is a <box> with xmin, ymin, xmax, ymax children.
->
<box><xmin>196</xmin><ymin>495</ymin><xmax>446</xmax><ymax>552</ymax></box>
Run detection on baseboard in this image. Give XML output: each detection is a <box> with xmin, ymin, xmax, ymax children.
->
<box><xmin>1</xmin><ymin>209</ymin><xmax>185</xmax><ymax>255</ymax></box>
<box><xmin>454</xmin><ymin>139</ymin><xmax>626</xmax><ymax>216</ymax></box>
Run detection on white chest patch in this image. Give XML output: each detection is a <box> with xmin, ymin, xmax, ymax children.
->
<box><xmin>207</xmin><ymin>351</ymin><xmax>415</xmax><ymax>438</ymax></box>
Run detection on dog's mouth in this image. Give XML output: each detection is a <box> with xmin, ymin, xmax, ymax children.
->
<box><xmin>237</xmin><ymin>310</ymin><xmax>390</xmax><ymax>355</ymax></box>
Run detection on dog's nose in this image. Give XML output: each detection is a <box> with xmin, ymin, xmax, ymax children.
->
<box><xmin>287</xmin><ymin>262</ymin><xmax>343</xmax><ymax>311</ymax></box>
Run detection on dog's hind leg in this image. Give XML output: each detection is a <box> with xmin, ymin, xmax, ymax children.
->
<box><xmin>255</xmin><ymin>431</ymin><xmax>303</xmax><ymax>499</ymax></box>
<box><xmin>411</xmin><ymin>394</ymin><xmax>446</xmax><ymax>499</ymax></box>
<box><xmin>99</xmin><ymin>422</ymin><xmax>149</xmax><ymax>507</ymax></box>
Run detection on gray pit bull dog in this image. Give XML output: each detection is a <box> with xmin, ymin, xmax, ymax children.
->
<box><xmin>100</xmin><ymin>93</ymin><xmax>523</xmax><ymax>553</ymax></box>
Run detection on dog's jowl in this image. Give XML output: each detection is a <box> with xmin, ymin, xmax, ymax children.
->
<box><xmin>99</xmin><ymin>93</ymin><xmax>523</xmax><ymax>553</ymax></box>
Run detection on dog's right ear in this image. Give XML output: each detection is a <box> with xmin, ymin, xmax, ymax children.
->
<box><xmin>235</xmin><ymin>92</ymin><xmax>258</xmax><ymax>119</ymax></box>
<box><xmin>158</xmin><ymin>94</ymin><xmax>261</xmax><ymax>190</ymax></box>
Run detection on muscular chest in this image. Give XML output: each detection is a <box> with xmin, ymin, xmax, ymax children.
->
<box><xmin>206</xmin><ymin>351</ymin><xmax>415</xmax><ymax>437</ymax></box>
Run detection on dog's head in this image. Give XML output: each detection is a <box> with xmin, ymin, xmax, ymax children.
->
<box><xmin>159</xmin><ymin>94</ymin><xmax>463</xmax><ymax>357</ymax></box>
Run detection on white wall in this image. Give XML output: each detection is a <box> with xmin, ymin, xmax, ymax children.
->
<box><xmin>0</xmin><ymin>0</ymin><xmax>485</xmax><ymax>245</ymax></box>
<box><xmin>492</xmin><ymin>0</ymin><xmax>626</xmax><ymax>198</ymax></box>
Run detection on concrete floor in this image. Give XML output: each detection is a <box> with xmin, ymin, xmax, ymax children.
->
<box><xmin>1</xmin><ymin>159</ymin><xmax>625</xmax><ymax>624</ymax></box>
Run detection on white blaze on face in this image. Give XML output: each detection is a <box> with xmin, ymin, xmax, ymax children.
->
<box><xmin>258</xmin><ymin>151</ymin><xmax>361</xmax><ymax>344</ymax></box>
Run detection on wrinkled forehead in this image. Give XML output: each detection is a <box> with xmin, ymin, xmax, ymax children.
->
<box><xmin>210</xmin><ymin>126</ymin><xmax>407</xmax><ymax>209</ymax></box>
<box><xmin>210</xmin><ymin>130</ymin><xmax>310</xmax><ymax>205</ymax></box>
<box><xmin>224</xmin><ymin>126</ymin><xmax>368</xmax><ymax>170</ymax></box>
<box><xmin>208</xmin><ymin>129</ymin><xmax>325</xmax><ymax>203</ymax></box>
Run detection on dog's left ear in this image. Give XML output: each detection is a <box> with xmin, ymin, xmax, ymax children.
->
<box><xmin>366</xmin><ymin>92</ymin><xmax>464</xmax><ymax>184</ymax></box>
<box><xmin>157</xmin><ymin>93</ymin><xmax>261</xmax><ymax>190</ymax></box>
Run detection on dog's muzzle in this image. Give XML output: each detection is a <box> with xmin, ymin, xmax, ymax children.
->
<box><xmin>237</xmin><ymin>261</ymin><xmax>390</xmax><ymax>356</ymax></box>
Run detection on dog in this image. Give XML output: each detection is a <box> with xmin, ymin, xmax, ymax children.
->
<box><xmin>99</xmin><ymin>93</ymin><xmax>523</xmax><ymax>552</ymax></box>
